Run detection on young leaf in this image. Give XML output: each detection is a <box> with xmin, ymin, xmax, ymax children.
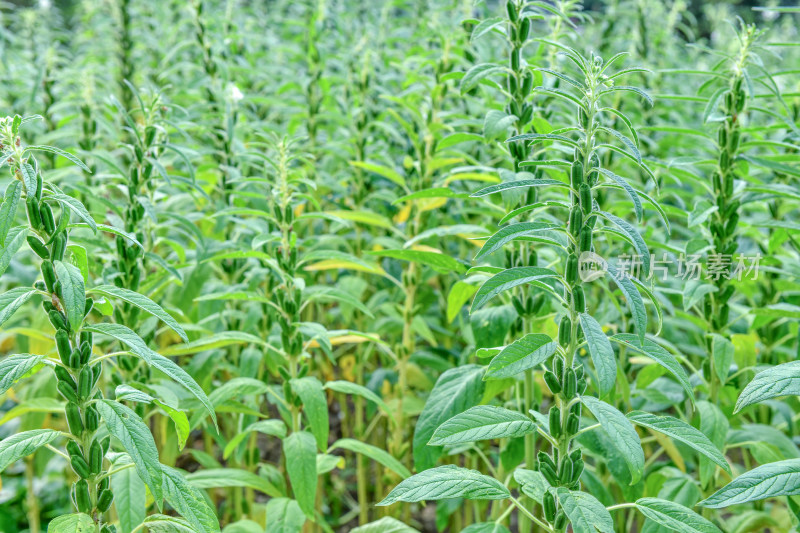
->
<box><xmin>579</xmin><ymin>314</ymin><xmax>616</xmax><ymax>396</ymax></box>
<box><xmin>377</xmin><ymin>465</ymin><xmax>510</xmax><ymax>505</ymax></box>
<box><xmin>485</xmin><ymin>333</ymin><xmax>557</xmax><ymax>379</ymax></box>
<box><xmin>580</xmin><ymin>396</ymin><xmax>644</xmax><ymax>485</ymax></box>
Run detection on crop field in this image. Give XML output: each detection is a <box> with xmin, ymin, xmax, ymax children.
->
<box><xmin>0</xmin><ymin>0</ymin><xmax>799</xmax><ymax>532</ymax></box>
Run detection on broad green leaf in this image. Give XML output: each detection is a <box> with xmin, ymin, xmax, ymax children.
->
<box><xmin>162</xmin><ymin>465</ymin><xmax>220</xmax><ymax>532</ymax></box>
<box><xmin>46</xmin><ymin>513</ymin><xmax>95</xmax><ymax>533</ymax></box>
<box><xmin>96</xmin><ymin>399</ymin><xmax>163</xmax><ymax>506</ymax></box>
<box><xmin>470</xmin><ymin>16</ymin><xmax>504</xmax><ymax>42</ymax></box>
<box><xmin>611</xmin><ymin>334</ymin><xmax>693</xmax><ymax>400</ymax></box>
<box><xmin>84</xmin><ymin>323</ymin><xmax>216</xmax><ymax>425</ymax></box>
<box><xmin>265</xmin><ymin>498</ymin><xmax>306</xmax><ymax>533</ymax></box>
<box><xmin>290</xmin><ymin>377</ymin><xmax>329</xmax><ymax>451</ymax></box>
<box><xmin>429</xmin><ymin>405</ymin><xmax>535</xmax><ymax>445</ymax></box>
<box><xmin>636</xmin><ymin>497</ymin><xmax>722</xmax><ymax>533</ymax></box>
<box><xmin>0</xmin><ymin>287</ymin><xmax>37</xmax><ymax>328</ymax></box>
<box><xmin>351</xmin><ymin>517</ymin><xmax>419</xmax><ymax>533</ymax></box>
<box><xmin>555</xmin><ymin>488</ymin><xmax>614</xmax><ymax>533</ymax></box>
<box><xmin>711</xmin><ymin>334</ymin><xmax>733</xmax><ymax>384</ymax></box>
<box><xmin>579</xmin><ymin>314</ymin><xmax>616</xmax><ymax>396</ymax></box>
<box><xmin>371</xmin><ymin>249</ymin><xmax>465</xmax><ymax>274</ymax></box>
<box><xmin>736</xmin><ymin>361</ymin><xmax>800</xmax><ymax>413</ymax></box>
<box><xmin>0</xmin><ymin>226</ymin><xmax>27</xmax><ymax>278</ymax></box>
<box><xmin>485</xmin><ymin>333</ymin><xmax>557</xmax><ymax>379</ymax></box>
<box><xmin>54</xmin><ymin>261</ymin><xmax>85</xmax><ymax>331</ymax></box>
<box><xmin>471</xmin><ymin>267</ymin><xmax>559</xmax><ymax>311</ymax></box>
<box><xmin>89</xmin><ymin>285</ymin><xmax>188</xmax><ymax>341</ymax></box>
<box><xmin>111</xmin><ymin>454</ymin><xmax>146</xmax><ymax>533</ymax></box>
<box><xmin>377</xmin><ymin>465</ymin><xmax>510</xmax><ymax>505</ymax></box>
<box><xmin>627</xmin><ymin>411</ymin><xmax>730</xmax><ymax>474</ymax></box>
<box><xmin>700</xmin><ymin>459</ymin><xmax>800</xmax><ymax>508</ymax></box>
<box><xmin>447</xmin><ymin>281</ymin><xmax>477</xmax><ymax>323</ymax></box>
<box><xmin>19</xmin><ymin>163</ymin><xmax>37</xmax><ymax>195</ymax></box>
<box><xmin>475</xmin><ymin>222</ymin><xmax>560</xmax><ymax>261</ymax></box>
<box><xmin>514</xmin><ymin>469</ymin><xmax>550</xmax><ymax>502</ymax></box>
<box><xmin>140</xmin><ymin>515</ymin><xmax>195</xmax><ymax>532</ymax></box>
<box><xmin>413</xmin><ymin>365</ymin><xmax>485</xmax><ymax>471</ymax></box>
<box><xmin>186</xmin><ymin>468</ymin><xmax>281</xmax><ymax>497</ymax></box>
<box><xmin>284</xmin><ymin>431</ymin><xmax>317</xmax><ymax>518</ymax></box>
<box><xmin>323</xmin><ymin>380</ymin><xmax>391</xmax><ymax>417</ymax></box>
<box><xmin>330</xmin><ymin>438</ymin><xmax>410</xmax><ymax>479</ymax></box>
<box><xmin>581</xmin><ymin>396</ymin><xmax>644</xmax><ymax>484</ymax></box>
<box><xmin>0</xmin><ymin>429</ymin><xmax>60</xmax><ymax>472</ymax></box>
<box><xmin>0</xmin><ymin>354</ymin><xmax>47</xmax><ymax>395</ymax></box>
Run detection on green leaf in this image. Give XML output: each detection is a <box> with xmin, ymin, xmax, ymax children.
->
<box><xmin>54</xmin><ymin>261</ymin><xmax>85</xmax><ymax>331</ymax></box>
<box><xmin>471</xmin><ymin>267</ymin><xmax>560</xmax><ymax>311</ymax></box>
<box><xmin>46</xmin><ymin>513</ymin><xmax>95</xmax><ymax>533</ymax></box>
<box><xmin>330</xmin><ymin>438</ymin><xmax>410</xmax><ymax>479</ymax></box>
<box><xmin>514</xmin><ymin>469</ymin><xmax>550</xmax><ymax>502</ymax></box>
<box><xmin>89</xmin><ymin>285</ymin><xmax>188</xmax><ymax>342</ymax></box>
<box><xmin>447</xmin><ymin>281</ymin><xmax>477</xmax><ymax>323</ymax></box>
<box><xmin>611</xmin><ymin>334</ymin><xmax>693</xmax><ymax>400</ymax></box>
<box><xmin>413</xmin><ymin>365</ymin><xmax>485</xmax><ymax>471</ymax></box>
<box><xmin>471</xmin><ymin>179</ymin><xmax>570</xmax><ymax>197</ymax></box>
<box><xmin>349</xmin><ymin>161</ymin><xmax>405</xmax><ymax>187</ymax></box>
<box><xmin>378</xmin><ymin>465</ymin><xmax>510</xmax><ymax>505</ymax></box>
<box><xmin>161</xmin><ymin>465</ymin><xmax>221</xmax><ymax>532</ymax></box>
<box><xmin>140</xmin><ymin>515</ymin><xmax>195</xmax><ymax>532</ymax></box>
<box><xmin>736</xmin><ymin>360</ymin><xmax>800</xmax><ymax>413</ymax></box>
<box><xmin>636</xmin><ymin>497</ymin><xmax>722</xmax><ymax>533</ymax></box>
<box><xmin>0</xmin><ymin>354</ymin><xmax>47</xmax><ymax>395</ymax></box>
<box><xmin>0</xmin><ymin>429</ymin><xmax>60</xmax><ymax>472</ymax></box>
<box><xmin>627</xmin><ymin>411</ymin><xmax>730</xmax><ymax>474</ymax></box>
<box><xmin>371</xmin><ymin>249</ymin><xmax>465</xmax><ymax>274</ymax></box>
<box><xmin>429</xmin><ymin>405</ymin><xmax>535</xmax><ymax>445</ymax></box>
<box><xmin>0</xmin><ymin>226</ymin><xmax>27</xmax><ymax>278</ymax></box>
<box><xmin>290</xmin><ymin>377</ymin><xmax>329</xmax><ymax>451</ymax></box>
<box><xmin>0</xmin><ymin>181</ymin><xmax>22</xmax><ymax>246</ymax></box>
<box><xmin>185</xmin><ymin>468</ymin><xmax>282</xmax><ymax>497</ymax></box>
<box><xmin>461</xmin><ymin>524</ymin><xmax>511</xmax><ymax>533</ymax></box>
<box><xmin>470</xmin><ymin>16</ymin><xmax>504</xmax><ymax>42</ymax></box>
<box><xmin>475</xmin><ymin>222</ymin><xmax>560</xmax><ymax>261</ymax></box>
<box><xmin>0</xmin><ymin>287</ymin><xmax>37</xmax><ymax>328</ymax></box>
<box><xmin>555</xmin><ymin>488</ymin><xmax>614</xmax><ymax>533</ymax></box>
<box><xmin>284</xmin><ymin>431</ymin><xmax>317</xmax><ymax>518</ymax></box>
<box><xmin>597</xmin><ymin>168</ymin><xmax>642</xmax><ymax>220</ymax></box>
<box><xmin>579</xmin><ymin>314</ymin><xmax>616</xmax><ymax>396</ymax></box>
<box><xmin>599</xmin><ymin>211</ymin><xmax>650</xmax><ymax>277</ymax></box>
<box><xmin>580</xmin><ymin>396</ymin><xmax>644</xmax><ymax>485</ymax></box>
<box><xmin>700</xmin><ymin>459</ymin><xmax>800</xmax><ymax>508</ymax></box>
<box><xmin>111</xmin><ymin>454</ymin><xmax>146</xmax><ymax>533</ymax></box>
<box><xmin>711</xmin><ymin>334</ymin><xmax>733</xmax><ymax>384</ymax></box>
<box><xmin>265</xmin><ymin>498</ymin><xmax>306</xmax><ymax>533</ymax></box>
<box><xmin>438</xmin><ymin>132</ymin><xmax>483</xmax><ymax>151</ymax></box>
<box><xmin>461</xmin><ymin>63</ymin><xmax>505</xmax><ymax>94</ymax></box>
<box><xmin>49</xmin><ymin>194</ymin><xmax>96</xmax><ymax>233</ymax></box>
<box><xmin>223</xmin><ymin>420</ymin><xmax>287</xmax><ymax>459</ymax></box>
<box><xmin>323</xmin><ymin>380</ymin><xmax>391</xmax><ymax>417</ymax></box>
<box><xmin>96</xmin><ymin>399</ymin><xmax>163</xmax><ymax>506</ymax></box>
<box><xmin>84</xmin><ymin>323</ymin><xmax>216</xmax><ymax>426</ymax></box>
<box><xmin>19</xmin><ymin>163</ymin><xmax>37</xmax><ymax>195</ymax></box>
<box><xmin>351</xmin><ymin>517</ymin><xmax>419</xmax><ymax>533</ymax></box>
<box><xmin>485</xmin><ymin>333</ymin><xmax>557</xmax><ymax>379</ymax></box>
<box><xmin>25</xmin><ymin>145</ymin><xmax>92</xmax><ymax>172</ymax></box>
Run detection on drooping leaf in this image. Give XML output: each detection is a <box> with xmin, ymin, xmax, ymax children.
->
<box><xmin>161</xmin><ymin>465</ymin><xmax>221</xmax><ymax>533</ymax></box>
<box><xmin>0</xmin><ymin>354</ymin><xmax>47</xmax><ymax>395</ymax></box>
<box><xmin>581</xmin><ymin>396</ymin><xmax>644</xmax><ymax>485</ymax></box>
<box><xmin>611</xmin><ymin>334</ymin><xmax>693</xmax><ymax>400</ymax></box>
<box><xmin>579</xmin><ymin>314</ymin><xmax>616</xmax><ymax>396</ymax></box>
<box><xmin>111</xmin><ymin>454</ymin><xmax>146</xmax><ymax>533</ymax></box>
<box><xmin>89</xmin><ymin>285</ymin><xmax>188</xmax><ymax>341</ymax></box>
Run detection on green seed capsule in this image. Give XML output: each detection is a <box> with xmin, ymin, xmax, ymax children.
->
<box><xmin>84</xmin><ymin>297</ymin><xmax>94</xmax><ymax>317</ymax></box>
<box><xmin>570</xmin><ymin>160</ymin><xmax>584</xmax><ymax>189</ymax></box>
<box><xmin>66</xmin><ymin>403</ymin><xmax>83</xmax><ymax>434</ymax></box>
<box><xmin>538</xmin><ymin>451</ymin><xmax>556</xmax><ymax>471</ymax></box>
<box><xmin>566</xmin><ymin>413</ymin><xmax>580</xmax><ymax>435</ymax></box>
<box><xmin>101</xmin><ymin>435</ymin><xmax>111</xmax><ymax>455</ymax></box>
<box><xmin>566</xmin><ymin>254</ymin><xmax>579</xmax><ymax>285</ymax></box>
<box><xmin>98</xmin><ymin>477</ymin><xmax>110</xmax><ymax>492</ymax></box>
<box><xmin>579</xmin><ymin>184</ymin><xmax>592</xmax><ymax>214</ymax></box>
<box><xmin>54</xmin><ymin>365</ymin><xmax>74</xmax><ymax>386</ymax></box>
<box><xmin>57</xmin><ymin>381</ymin><xmax>79</xmax><ymax>403</ymax></box>
<box><xmin>74</xmin><ymin>480</ymin><xmax>92</xmax><ymax>513</ymax></box>
<box><xmin>564</xmin><ymin>368</ymin><xmax>577</xmax><ymax>398</ymax></box>
<box><xmin>570</xmin><ymin>402</ymin><xmax>582</xmax><ymax>418</ymax></box>
<box><xmin>572</xmin><ymin>286</ymin><xmax>585</xmax><ymax>312</ymax></box>
<box><xmin>40</xmin><ymin>203</ymin><xmax>55</xmax><ymax>234</ymax></box>
<box><xmin>543</xmin><ymin>491</ymin><xmax>557</xmax><ymax>522</ymax></box>
<box><xmin>80</xmin><ymin>331</ymin><xmax>93</xmax><ymax>346</ymax></box>
<box><xmin>85</xmin><ymin>404</ymin><xmax>99</xmax><ymax>432</ymax></box>
<box><xmin>570</xmin><ymin>458</ymin><xmax>585</xmax><ymax>483</ymax></box>
<box><xmin>89</xmin><ymin>440</ymin><xmax>103</xmax><ymax>474</ymax></box>
<box><xmin>41</xmin><ymin>260</ymin><xmax>56</xmax><ymax>293</ymax></box>
<box><xmin>97</xmin><ymin>489</ymin><xmax>114</xmax><ymax>512</ymax></box>
<box><xmin>35</xmin><ymin>174</ymin><xmax>43</xmax><ymax>201</ymax></box>
<box><xmin>506</xmin><ymin>0</ymin><xmax>518</xmax><ymax>22</ymax></box>
<box><xmin>549</xmin><ymin>406</ymin><xmax>562</xmax><ymax>439</ymax></box>
<box><xmin>553</xmin><ymin>356</ymin><xmax>564</xmax><ymax>381</ymax></box>
<box><xmin>579</xmin><ymin>227</ymin><xmax>593</xmax><ymax>252</ymax></box>
<box><xmin>71</xmin><ymin>455</ymin><xmax>91</xmax><ymax>479</ymax></box>
<box><xmin>570</xmin><ymin>448</ymin><xmax>583</xmax><ymax>462</ymax></box>
<box><xmin>519</xmin><ymin>17</ymin><xmax>531</xmax><ymax>41</ymax></box>
<box><xmin>539</xmin><ymin>461</ymin><xmax>558</xmax><ymax>486</ymax></box>
<box><xmin>56</xmin><ymin>330</ymin><xmax>72</xmax><ymax>366</ymax></box>
<box><xmin>544</xmin><ymin>370</ymin><xmax>562</xmax><ymax>394</ymax></box>
<box><xmin>718</xmin><ymin>127</ymin><xmax>727</xmax><ymax>147</ymax></box>
<box><xmin>51</xmin><ymin>232</ymin><xmax>66</xmax><ymax>262</ymax></box>
<box><xmin>558</xmin><ymin>316</ymin><xmax>571</xmax><ymax>346</ymax></box>
<box><xmin>48</xmin><ymin>310</ymin><xmax>66</xmax><ymax>331</ymax></box>
<box><xmin>26</xmin><ymin>197</ymin><xmax>42</xmax><ymax>229</ymax></box>
<box><xmin>66</xmin><ymin>440</ymin><xmax>82</xmax><ymax>459</ymax></box>
<box><xmin>78</xmin><ymin>366</ymin><xmax>92</xmax><ymax>399</ymax></box>
<box><xmin>577</xmin><ymin>377</ymin><xmax>587</xmax><ymax>394</ymax></box>
<box><xmin>554</xmin><ymin>511</ymin><xmax>567</xmax><ymax>529</ymax></box>
<box><xmin>521</xmin><ymin>72</ymin><xmax>533</xmax><ymax>95</ymax></box>
<box><xmin>510</xmin><ymin>48</ymin><xmax>520</xmax><ymax>71</ymax></box>
<box><xmin>569</xmin><ymin>207</ymin><xmax>583</xmax><ymax>236</ymax></box>
<box><xmin>719</xmin><ymin>149</ymin><xmax>729</xmax><ymax>170</ymax></box>
<box><xmin>27</xmin><ymin>235</ymin><xmax>49</xmax><ymax>259</ymax></box>
<box><xmin>558</xmin><ymin>457</ymin><xmax>573</xmax><ymax>483</ymax></box>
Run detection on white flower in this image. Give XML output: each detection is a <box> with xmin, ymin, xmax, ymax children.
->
<box><xmin>227</xmin><ymin>83</ymin><xmax>244</xmax><ymax>103</ymax></box>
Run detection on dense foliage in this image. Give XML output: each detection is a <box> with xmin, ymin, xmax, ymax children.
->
<box><xmin>0</xmin><ymin>1</ymin><xmax>799</xmax><ymax>532</ymax></box>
